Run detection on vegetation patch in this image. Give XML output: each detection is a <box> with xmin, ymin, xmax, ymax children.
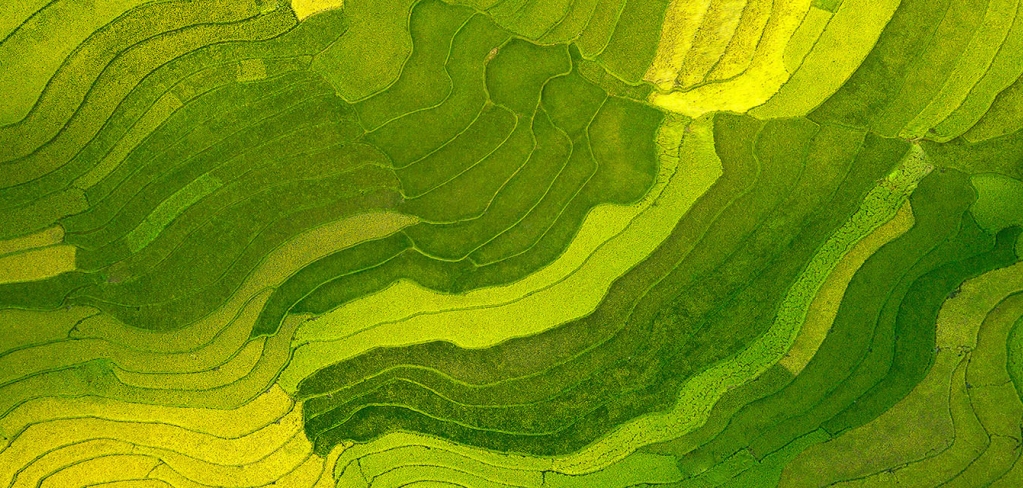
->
<box><xmin>1</xmin><ymin>0</ymin><xmax>1021</xmax><ymax>486</ymax></box>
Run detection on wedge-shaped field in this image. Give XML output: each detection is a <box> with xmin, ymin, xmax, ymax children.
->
<box><xmin>1</xmin><ymin>0</ymin><xmax>1022</xmax><ymax>486</ymax></box>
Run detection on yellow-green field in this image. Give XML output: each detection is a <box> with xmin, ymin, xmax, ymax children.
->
<box><xmin>1</xmin><ymin>0</ymin><xmax>1022</xmax><ymax>486</ymax></box>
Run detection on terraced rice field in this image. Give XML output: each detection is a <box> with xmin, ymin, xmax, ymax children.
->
<box><xmin>1</xmin><ymin>0</ymin><xmax>1022</xmax><ymax>486</ymax></box>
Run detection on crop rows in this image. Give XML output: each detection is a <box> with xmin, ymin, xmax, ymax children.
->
<box><xmin>0</xmin><ymin>0</ymin><xmax>1021</xmax><ymax>486</ymax></box>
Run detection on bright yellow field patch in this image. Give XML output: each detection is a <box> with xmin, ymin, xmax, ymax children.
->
<box><xmin>291</xmin><ymin>0</ymin><xmax>343</xmax><ymax>20</ymax></box>
<box><xmin>650</xmin><ymin>0</ymin><xmax>813</xmax><ymax>117</ymax></box>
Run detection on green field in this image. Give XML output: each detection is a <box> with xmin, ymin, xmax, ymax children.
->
<box><xmin>0</xmin><ymin>0</ymin><xmax>1021</xmax><ymax>485</ymax></box>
